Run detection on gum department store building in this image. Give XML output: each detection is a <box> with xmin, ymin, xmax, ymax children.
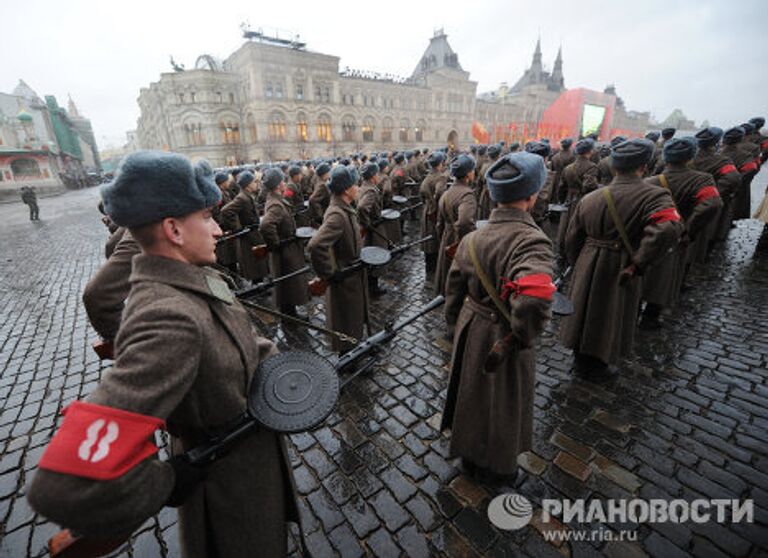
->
<box><xmin>136</xmin><ymin>28</ymin><xmax>653</xmax><ymax>166</ymax></box>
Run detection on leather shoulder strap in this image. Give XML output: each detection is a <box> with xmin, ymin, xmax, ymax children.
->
<box><xmin>601</xmin><ymin>188</ymin><xmax>634</xmax><ymax>255</ymax></box>
<box><xmin>468</xmin><ymin>235</ymin><xmax>512</xmax><ymax>324</ymax></box>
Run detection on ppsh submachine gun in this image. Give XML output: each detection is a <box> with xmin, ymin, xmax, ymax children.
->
<box><xmin>48</xmin><ymin>296</ymin><xmax>445</xmax><ymax>558</ymax></box>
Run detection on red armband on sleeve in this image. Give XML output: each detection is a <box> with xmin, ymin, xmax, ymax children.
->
<box><xmin>694</xmin><ymin>186</ymin><xmax>720</xmax><ymax>205</ymax></box>
<box><xmin>649</xmin><ymin>207</ymin><xmax>682</xmax><ymax>224</ymax></box>
<box><xmin>717</xmin><ymin>164</ymin><xmax>737</xmax><ymax>176</ymax></box>
<box><xmin>761</xmin><ymin>139</ymin><xmax>768</xmax><ymax>150</ymax></box>
<box><xmin>740</xmin><ymin>161</ymin><xmax>758</xmax><ymax>173</ymax></box>
<box><xmin>283</xmin><ymin>189</ymin><xmax>295</xmax><ymax>198</ymax></box>
<box><xmin>38</xmin><ymin>401</ymin><xmax>164</xmax><ymax>480</ymax></box>
<box><xmin>500</xmin><ymin>273</ymin><xmax>556</xmax><ymax>301</ymax></box>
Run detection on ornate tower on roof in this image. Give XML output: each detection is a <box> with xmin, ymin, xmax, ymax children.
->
<box><xmin>510</xmin><ymin>39</ymin><xmax>565</xmax><ymax>94</ymax></box>
<box><xmin>411</xmin><ymin>29</ymin><xmax>464</xmax><ymax>79</ymax></box>
<box><xmin>67</xmin><ymin>95</ymin><xmax>81</xmax><ymax>118</ymax></box>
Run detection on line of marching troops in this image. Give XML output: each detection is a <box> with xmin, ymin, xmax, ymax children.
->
<box><xmin>26</xmin><ymin>117</ymin><xmax>768</xmax><ymax>556</ymax></box>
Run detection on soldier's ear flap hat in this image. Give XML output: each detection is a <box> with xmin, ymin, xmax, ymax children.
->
<box><xmin>749</xmin><ymin>117</ymin><xmax>765</xmax><ymax>129</ymax></box>
<box><xmin>645</xmin><ymin>131</ymin><xmax>661</xmax><ymax>142</ymax></box>
<box><xmin>610</xmin><ymin>139</ymin><xmax>655</xmax><ymax>171</ymax></box>
<box><xmin>428</xmin><ymin>152</ymin><xmax>446</xmax><ymax>167</ymax></box>
<box><xmin>509</xmin><ymin>141</ymin><xmax>521</xmax><ymax>152</ymax></box>
<box><xmin>328</xmin><ymin>165</ymin><xmax>355</xmax><ymax>194</ymax></box>
<box><xmin>237</xmin><ymin>170</ymin><xmax>256</xmax><ymax>189</ymax></box>
<box><xmin>102</xmin><ymin>150</ymin><xmax>221</xmax><ymax>228</ymax></box>
<box><xmin>486</xmin><ymin>152</ymin><xmax>546</xmax><ymax>203</ymax></box>
<box><xmin>739</xmin><ymin>122</ymin><xmax>755</xmax><ymax>134</ymax></box>
<box><xmin>450</xmin><ymin>154</ymin><xmax>476</xmax><ymax>178</ymax></box>
<box><xmin>262</xmin><ymin>168</ymin><xmax>284</xmax><ymax>191</ymax></box>
<box><xmin>610</xmin><ymin>135</ymin><xmax>627</xmax><ymax>147</ymax></box>
<box><xmin>378</xmin><ymin>158</ymin><xmax>389</xmax><ymax>170</ymax></box>
<box><xmin>214</xmin><ymin>172</ymin><xmax>230</xmax><ymax>185</ymax></box>
<box><xmin>525</xmin><ymin>141</ymin><xmax>550</xmax><ymax>158</ymax></box>
<box><xmin>722</xmin><ymin>127</ymin><xmax>746</xmax><ymax>146</ymax></box>
<box><xmin>315</xmin><ymin>162</ymin><xmax>332</xmax><ymax>177</ymax></box>
<box><xmin>695</xmin><ymin>126</ymin><xmax>723</xmax><ymax>148</ymax></box>
<box><xmin>361</xmin><ymin>162</ymin><xmax>379</xmax><ymax>180</ymax></box>
<box><xmin>663</xmin><ymin>137</ymin><xmax>698</xmax><ymax>163</ymax></box>
<box><xmin>661</xmin><ymin>127</ymin><xmax>676</xmax><ymax>139</ymax></box>
<box><xmin>288</xmin><ymin>165</ymin><xmax>302</xmax><ymax>177</ymax></box>
<box><xmin>575</xmin><ymin>138</ymin><xmax>595</xmax><ymax>155</ymax></box>
<box><xmin>393</xmin><ymin>152</ymin><xmax>405</xmax><ymax>164</ymax></box>
<box><xmin>560</xmin><ymin>138</ymin><xmax>573</xmax><ymax>149</ymax></box>
<box><xmin>487</xmin><ymin>144</ymin><xmax>501</xmax><ymax>158</ymax></box>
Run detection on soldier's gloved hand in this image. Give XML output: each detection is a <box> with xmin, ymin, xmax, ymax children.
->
<box><xmin>619</xmin><ymin>263</ymin><xmax>638</xmax><ymax>286</ymax></box>
<box><xmin>166</xmin><ymin>455</ymin><xmax>206</xmax><ymax>508</ymax></box>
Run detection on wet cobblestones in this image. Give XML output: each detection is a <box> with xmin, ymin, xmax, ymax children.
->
<box><xmin>0</xmin><ymin>176</ymin><xmax>767</xmax><ymax>557</ymax></box>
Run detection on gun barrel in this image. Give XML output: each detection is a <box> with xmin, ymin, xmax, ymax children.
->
<box><xmin>236</xmin><ymin>266</ymin><xmax>311</xmax><ymax>298</ymax></box>
<box><xmin>553</xmin><ymin>266</ymin><xmax>573</xmax><ymax>288</ymax></box>
<box><xmin>336</xmin><ymin>295</ymin><xmax>445</xmax><ymax>371</ymax></box>
<box><xmin>391</xmin><ymin>235</ymin><xmax>433</xmax><ymax>256</ymax></box>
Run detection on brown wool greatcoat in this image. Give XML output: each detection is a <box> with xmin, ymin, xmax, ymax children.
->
<box><xmin>551</xmin><ymin>148</ymin><xmax>576</xmax><ymax>203</ymax></box>
<box><xmin>441</xmin><ymin>207</ymin><xmax>553</xmax><ymax>474</ymax></box>
<box><xmin>643</xmin><ymin>167</ymin><xmax>722</xmax><ymax>307</ymax></box>
<box><xmin>221</xmin><ymin>190</ymin><xmax>270</xmax><ymax>281</ymax></box>
<box><xmin>357</xmin><ymin>180</ymin><xmax>389</xmax><ymax>249</ymax></box>
<box><xmin>434</xmin><ymin>181</ymin><xmax>477</xmax><ymax>296</ymax></box>
<box><xmin>691</xmin><ymin>147</ymin><xmax>741</xmax><ymax>243</ymax></box>
<box><xmin>214</xmin><ymin>188</ymin><xmax>239</xmax><ymax>267</ymax></box>
<box><xmin>307</xmin><ymin>196</ymin><xmax>369</xmax><ymax>352</ymax></box>
<box><xmin>379</xmin><ymin>173</ymin><xmax>402</xmax><ymax>245</ymax></box>
<box><xmin>286</xmin><ymin>180</ymin><xmax>310</xmax><ymax>227</ymax></box>
<box><xmin>559</xmin><ymin>175</ymin><xmax>683</xmax><ymax>364</ymax></box>
<box><xmin>476</xmin><ymin>159</ymin><xmax>495</xmax><ymax>220</ymax></box>
<box><xmin>723</xmin><ymin>142</ymin><xmax>759</xmax><ymax>221</ymax></box>
<box><xmin>259</xmin><ymin>192</ymin><xmax>310</xmax><ymax>308</ymax></box>
<box><xmin>419</xmin><ymin>169</ymin><xmax>448</xmax><ymax>255</ymax></box>
<box><xmin>596</xmin><ymin>156</ymin><xmax>613</xmax><ymax>185</ymax></box>
<box><xmin>83</xmin><ymin>229</ymin><xmax>141</xmax><ymax>340</ymax></box>
<box><xmin>555</xmin><ymin>156</ymin><xmax>599</xmax><ymax>254</ymax></box>
<box><xmin>309</xmin><ymin>174</ymin><xmax>331</xmax><ymax>227</ymax></box>
<box><xmin>28</xmin><ymin>255</ymin><xmax>299</xmax><ymax>558</ymax></box>
<box><xmin>104</xmin><ymin>226</ymin><xmax>127</xmax><ymax>259</ymax></box>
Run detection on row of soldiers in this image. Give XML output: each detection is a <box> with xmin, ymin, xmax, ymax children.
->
<box><xmin>27</xmin><ymin>116</ymin><xmax>768</xmax><ymax>554</ymax></box>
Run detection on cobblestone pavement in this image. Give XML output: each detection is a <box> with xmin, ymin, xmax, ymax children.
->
<box><xmin>1</xmin><ymin>175</ymin><xmax>767</xmax><ymax>558</ymax></box>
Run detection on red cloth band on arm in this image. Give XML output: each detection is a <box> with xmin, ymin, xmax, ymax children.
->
<box><xmin>740</xmin><ymin>162</ymin><xmax>758</xmax><ymax>173</ymax></box>
<box><xmin>761</xmin><ymin>139</ymin><xmax>768</xmax><ymax>150</ymax></box>
<box><xmin>694</xmin><ymin>186</ymin><xmax>720</xmax><ymax>205</ymax></box>
<box><xmin>717</xmin><ymin>164</ymin><xmax>737</xmax><ymax>176</ymax></box>
<box><xmin>283</xmin><ymin>189</ymin><xmax>295</xmax><ymax>198</ymax></box>
<box><xmin>38</xmin><ymin>401</ymin><xmax>164</xmax><ymax>481</ymax></box>
<box><xmin>649</xmin><ymin>207</ymin><xmax>682</xmax><ymax>224</ymax></box>
<box><xmin>500</xmin><ymin>273</ymin><xmax>556</xmax><ymax>301</ymax></box>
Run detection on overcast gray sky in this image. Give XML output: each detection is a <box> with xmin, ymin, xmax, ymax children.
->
<box><xmin>2</xmin><ymin>0</ymin><xmax>766</xmax><ymax>149</ymax></box>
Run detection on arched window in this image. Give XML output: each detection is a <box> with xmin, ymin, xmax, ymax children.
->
<box><xmin>382</xmin><ymin>117</ymin><xmax>394</xmax><ymax>143</ymax></box>
<box><xmin>415</xmin><ymin>120</ymin><xmax>426</xmax><ymax>143</ymax></box>
<box><xmin>246</xmin><ymin>114</ymin><xmax>257</xmax><ymax>143</ymax></box>
<box><xmin>297</xmin><ymin>112</ymin><xmax>308</xmax><ymax>142</ymax></box>
<box><xmin>342</xmin><ymin>116</ymin><xmax>357</xmax><ymax>142</ymax></box>
<box><xmin>185</xmin><ymin>123</ymin><xmax>205</xmax><ymax>146</ymax></box>
<box><xmin>399</xmin><ymin>119</ymin><xmax>410</xmax><ymax>143</ymax></box>
<box><xmin>362</xmin><ymin>117</ymin><xmax>375</xmax><ymax>142</ymax></box>
<box><xmin>268</xmin><ymin>112</ymin><xmax>286</xmax><ymax>141</ymax></box>
<box><xmin>11</xmin><ymin>158</ymin><xmax>41</xmax><ymax>177</ymax></box>
<box><xmin>317</xmin><ymin>113</ymin><xmax>332</xmax><ymax>142</ymax></box>
<box><xmin>220</xmin><ymin>121</ymin><xmax>240</xmax><ymax>144</ymax></box>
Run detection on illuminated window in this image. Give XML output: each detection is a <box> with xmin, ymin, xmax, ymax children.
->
<box><xmin>297</xmin><ymin>113</ymin><xmax>308</xmax><ymax>141</ymax></box>
<box><xmin>268</xmin><ymin>112</ymin><xmax>286</xmax><ymax>141</ymax></box>
<box><xmin>362</xmin><ymin>117</ymin><xmax>375</xmax><ymax>142</ymax></box>
<box><xmin>342</xmin><ymin>117</ymin><xmax>357</xmax><ymax>142</ymax></box>
<box><xmin>221</xmin><ymin>122</ymin><xmax>240</xmax><ymax>144</ymax></box>
<box><xmin>317</xmin><ymin>114</ymin><xmax>332</xmax><ymax>142</ymax></box>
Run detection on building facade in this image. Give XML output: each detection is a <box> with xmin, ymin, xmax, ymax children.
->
<box><xmin>136</xmin><ymin>30</ymin><xmax>659</xmax><ymax>166</ymax></box>
<box><xmin>0</xmin><ymin>80</ymin><xmax>101</xmax><ymax>200</ymax></box>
